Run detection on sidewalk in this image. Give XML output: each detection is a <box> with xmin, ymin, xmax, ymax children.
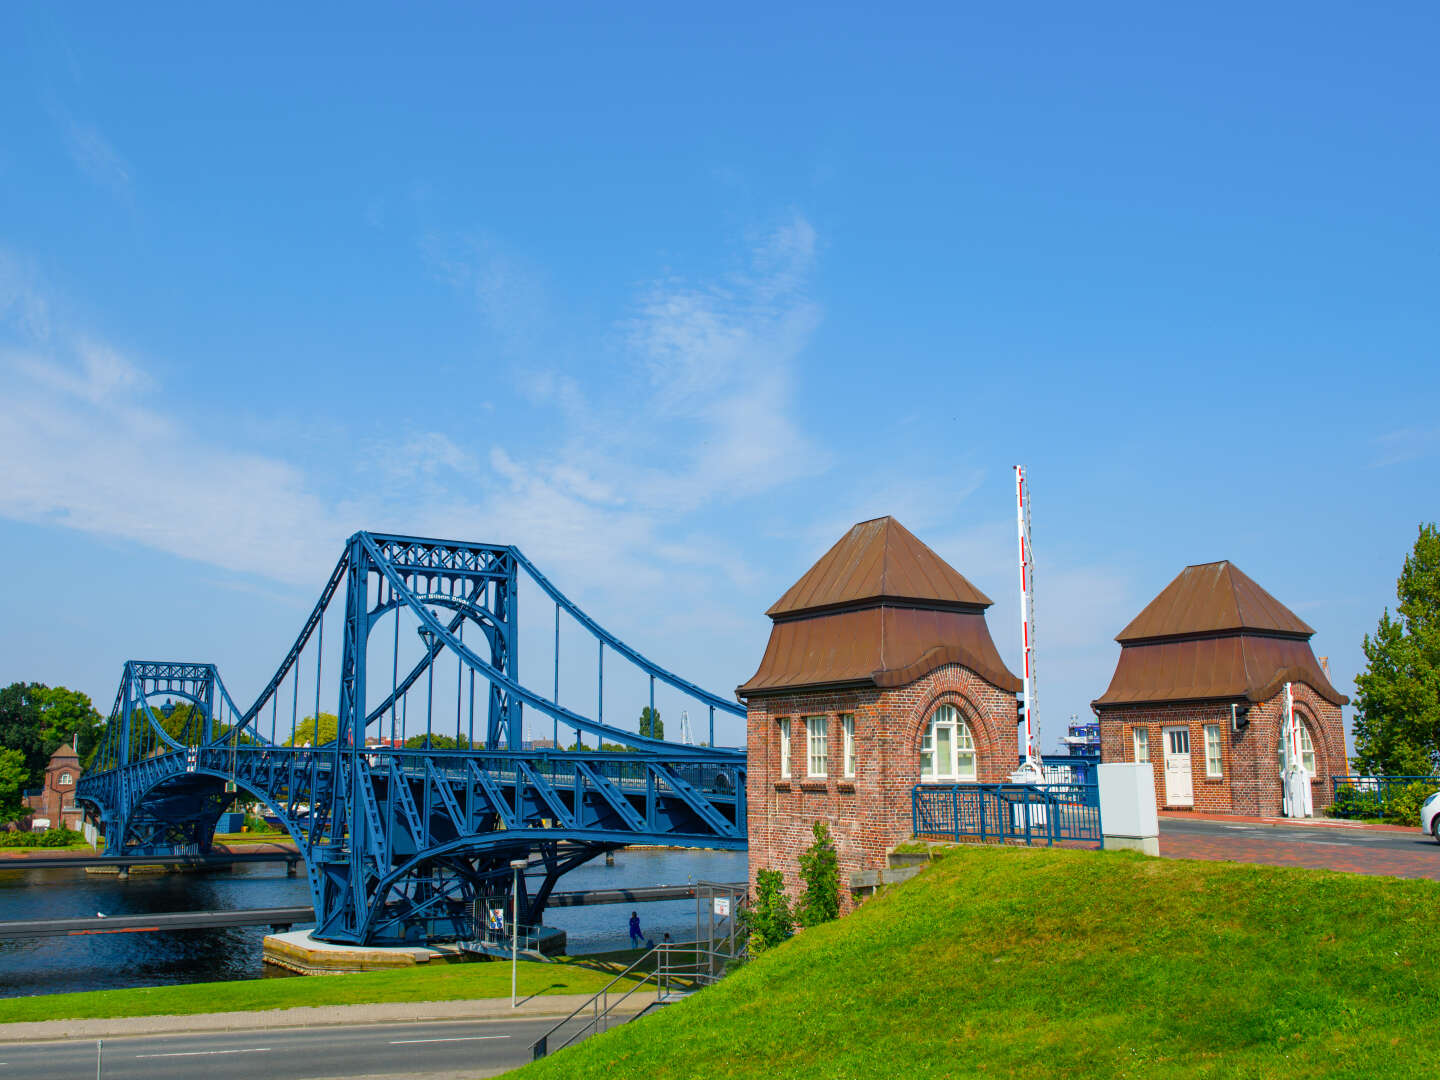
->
<box><xmin>0</xmin><ymin>991</ymin><xmax>657</xmax><ymax>1044</ymax></box>
<box><xmin>1160</xmin><ymin>811</ymin><xmax>1412</xmax><ymax>833</ymax></box>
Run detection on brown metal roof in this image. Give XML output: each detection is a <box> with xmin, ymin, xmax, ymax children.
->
<box><xmin>1115</xmin><ymin>561</ymin><xmax>1314</xmax><ymax>642</ymax></box>
<box><xmin>1094</xmin><ymin>562</ymin><xmax>1347</xmax><ymax>708</ymax></box>
<box><xmin>738</xmin><ymin>607</ymin><xmax>1021</xmax><ymax>696</ymax></box>
<box><xmin>766</xmin><ymin>516</ymin><xmax>992</xmax><ymax>618</ymax></box>
<box><xmin>739</xmin><ymin>517</ymin><xmax>1019</xmax><ymax>697</ymax></box>
<box><xmin>1092</xmin><ymin>634</ymin><xmax>1347</xmax><ymax>707</ymax></box>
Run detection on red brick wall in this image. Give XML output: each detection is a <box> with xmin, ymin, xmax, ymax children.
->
<box><xmin>745</xmin><ymin>664</ymin><xmax>1017</xmax><ymax>912</ymax></box>
<box><xmin>1095</xmin><ymin>683</ymin><xmax>1347</xmax><ymax>817</ymax></box>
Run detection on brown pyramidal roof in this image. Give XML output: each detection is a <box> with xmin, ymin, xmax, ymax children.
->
<box><xmin>1115</xmin><ymin>561</ymin><xmax>1314</xmax><ymax>643</ymax></box>
<box><xmin>1094</xmin><ymin>560</ymin><xmax>1346</xmax><ymax>708</ymax></box>
<box><xmin>767</xmin><ymin>516</ymin><xmax>992</xmax><ymax>618</ymax></box>
<box><xmin>739</xmin><ymin>517</ymin><xmax>1019</xmax><ymax>697</ymax></box>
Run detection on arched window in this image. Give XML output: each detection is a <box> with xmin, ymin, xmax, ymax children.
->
<box><xmin>920</xmin><ymin>704</ymin><xmax>977</xmax><ymax>781</ymax></box>
<box><xmin>58</xmin><ymin>772</ymin><xmax>73</xmax><ymax>786</ymax></box>
<box><xmin>1298</xmin><ymin>725</ymin><xmax>1315</xmax><ymax>775</ymax></box>
<box><xmin>1277</xmin><ymin>718</ymin><xmax>1318</xmax><ymax>775</ymax></box>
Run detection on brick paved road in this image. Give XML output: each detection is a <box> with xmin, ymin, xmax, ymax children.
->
<box><xmin>1160</xmin><ymin>817</ymin><xmax>1440</xmax><ymax>880</ymax></box>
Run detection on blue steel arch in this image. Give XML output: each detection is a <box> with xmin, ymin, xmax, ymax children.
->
<box><xmin>77</xmin><ymin>532</ymin><xmax>747</xmax><ymax>946</ymax></box>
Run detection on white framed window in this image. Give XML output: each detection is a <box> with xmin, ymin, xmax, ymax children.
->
<box><xmin>58</xmin><ymin>772</ymin><xmax>73</xmax><ymax>786</ymax></box>
<box><xmin>1133</xmin><ymin>727</ymin><xmax>1149</xmax><ymax>764</ymax></box>
<box><xmin>1299</xmin><ymin>724</ymin><xmax>1315</xmax><ymax>775</ymax></box>
<box><xmin>1204</xmin><ymin>725</ymin><xmax>1222</xmax><ymax>777</ymax></box>
<box><xmin>842</xmin><ymin>714</ymin><xmax>855</xmax><ymax>778</ymax></box>
<box><xmin>778</xmin><ymin>718</ymin><xmax>791</xmax><ymax>779</ymax></box>
<box><xmin>920</xmin><ymin>704</ymin><xmax>977</xmax><ymax>781</ymax></box>
<box><xmin>806</xmin><ymin>716</ymin><xmax>828</xmax><ymax>778</ymax></box>
<box><xmin>1278</xmin><ymin>718</ymin><xmax>1318</xmax><ymax>775</ymax></box>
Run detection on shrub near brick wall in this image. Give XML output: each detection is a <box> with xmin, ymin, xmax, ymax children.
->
<box><xmin>746</xmin><ymin>663</ymin><xmax>1018</xmax><ymax>913</ymax></box>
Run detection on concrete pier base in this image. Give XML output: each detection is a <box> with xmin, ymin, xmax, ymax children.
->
<box><xmin>1103</xmin><ymin>834</ymin><xmax>1160</xmax><ymax>855</ymax></box>
<box><xmin>262</xmin><ymin>926</ymin><xmax>568</xmax><ymax>974</ymax></box>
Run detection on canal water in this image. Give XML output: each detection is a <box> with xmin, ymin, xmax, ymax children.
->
<box><xmin>0</xmin><ymin>848</ymin><xmax>747</xmax><ymax>999</ymax></box>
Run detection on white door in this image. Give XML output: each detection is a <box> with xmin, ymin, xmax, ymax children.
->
<box><xmin>1163</xmin><ymin>726</ymin><xmax>1194</xmax><ymax>807</ymax></box>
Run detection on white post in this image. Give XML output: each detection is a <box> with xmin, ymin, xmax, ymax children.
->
<box><xmin>510</xmin><ymin>857</ymin><xmax>526</xmax><ymax>1007</ymax></box>
<box><xmin>1012</xmin><ymin>466</ymin><xmax>1042</xmax><ymax>781</ymax></box>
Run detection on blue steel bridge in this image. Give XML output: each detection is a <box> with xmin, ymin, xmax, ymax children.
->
<box><xmin>75</xmin><ymin>532</ymin><xmax>747</xmax><ymax>946</ymax></box>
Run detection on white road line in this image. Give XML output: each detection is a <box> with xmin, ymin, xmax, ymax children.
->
<box><xmin>388</xmin><ymin>1035</ymin><xmax>511</xmax><ymax>1045</ymax></box>
<box><xmin>135</xmin><ymin>1048</ymin><xmax>272</xmax><ymax>1058</ymax></box>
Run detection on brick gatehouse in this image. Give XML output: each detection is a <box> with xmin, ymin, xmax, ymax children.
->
<box><xmin>739</xmin><ymin>517</ymin><xmax>1021</xmax><ymax>911</ymax></box>
<box><xmin>1092</xmin><ymin>561</ymin><xmax>1348</xmax><ymax>817</ymax></box>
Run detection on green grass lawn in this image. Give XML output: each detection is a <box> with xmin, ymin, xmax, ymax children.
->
<box><xmin>0</xmin><ymin>956</ymin><xmax>645</xmax><ymax>1025</ymax></box>
<box><xmin>508</xmin><ymin>845</ymin><xmax>1440</xmax><ymax>1080</ymax></box>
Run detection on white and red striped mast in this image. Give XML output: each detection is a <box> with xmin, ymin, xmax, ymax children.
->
<box><xmin>1014</xmin><ymin>465</ymin><xmax>1041</xmax><ymax>776</ymax></box>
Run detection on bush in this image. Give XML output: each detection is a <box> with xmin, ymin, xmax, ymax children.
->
<box><xmin>744</xmin><ymin>868</ymin><xmax>794</xmax><ymax>953</ymax></box>
<box><xmin>243</xmin><ymin>813</ymin><xmax>281</xmax><ymax>834</ymax></box>
<box><xmin>1327</xmin><ymin>785</ymin><xmax>1383</xmax><ymax>820</ymax></box>
<box><xmin>0</xmin><ymin>826</ymin><xmax>83</xmax><ymax>848</ymax></box>
<box><xmin>1382</xmin><ymin>780</ymin><xmax>1438</xmax><ymax>826</ymax></box>
<box><xmin>797</xmin><ymin>821</ymin><xmax>840</xmax><ymax>927</ymax></box>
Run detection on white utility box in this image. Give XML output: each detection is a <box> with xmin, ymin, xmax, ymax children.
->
<box><xmin>1097</xmin><ymin>762</ymin><xmax>1159</xmax><ymax>855</ymax></box>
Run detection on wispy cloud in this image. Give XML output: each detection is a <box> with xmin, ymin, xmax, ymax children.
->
<box><xmin>1371</xmin><ymin>426</ymin><xmax>1440</xmax><ymax>468</ymax></box>
<box><xmin>47</xmin><ymin>99</ymin><xmax>132</xmax><ymax>196</ymax></box>
<box><xmin>422</xmin><ymin>232</ymin><xmax>545</xmax><ymax>351</ymax></box>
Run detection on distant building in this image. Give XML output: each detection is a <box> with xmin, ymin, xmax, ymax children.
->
<box><xmin>1092</xmin><ymin>562</ymin><xmax>1348</xmax><ymax>816</ymax></box>
<box><xmin>23</xmin><ymin>743</ymin><xmax>85</xmax><ymax>830</ymax></box>
<box><xmin>739</xmin><ymin>517</ymin><xmax>1021</xmax><ymax>911</ymax></box>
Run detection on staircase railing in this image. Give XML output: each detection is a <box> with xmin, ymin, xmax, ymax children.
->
<box><xmin>530</xmin><ymin>941</ymin><xmax>737</xmax><ymax>1060</ymax></box>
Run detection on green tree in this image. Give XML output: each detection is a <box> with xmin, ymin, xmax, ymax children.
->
<box><xmin>1353</xmin><ymin>524</ymin><xmax>1440</xmax><ymax>775</ymax></box>
<box><xmin>0</xmin><ymin>748</ymin><xmax>29</xmax><ymax>823</ymax></box>
<box><xmin>0</xmin><ymin>683</ymin><xmax>104</xmax><ymax>790</ymax></box>
<box><xmin>638</xmin><ymin>707</ymin><xmax>663</xmax><ymax>740</ymax></box>
<box><xmin>797</xmin><ymin>821</ymin><xmax>841</xmax><ymax>927</ymax></box>
<box><xmin>285</xmin><ymin>713</ymin><xmax>339</xmax><ymax>747</ymax></box>
<box><xmin>403</xmin><ymin>733</ymin><xmax>473</xmax><ymax>750</ymax></box>
<box><xmin>745</xmin><ymin>868</ymin><xmax>794</xmax><ymax>954</ymax></box>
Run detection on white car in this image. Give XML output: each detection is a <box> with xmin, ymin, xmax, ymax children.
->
<box><xmin>1421</xmin><ymin>791</ymin><xmax>1440</xmax><ymax>842</ymax></box>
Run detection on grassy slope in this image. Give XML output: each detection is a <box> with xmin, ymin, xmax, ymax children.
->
<box><xmin>509</xmin><ymin>846</ymin><xmax>1440</xmax><ymax>1080</ymax></box>
<box><xmin>0</xmin><ymin>957</ymin><xmax>644</xmax><ymax>1024</ymax></box>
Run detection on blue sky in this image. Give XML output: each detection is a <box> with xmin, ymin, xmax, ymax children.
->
<box><xmin>1</xmin><ymin>3</ymin><xmax>1436</xmax><ymax>751</ymax></box>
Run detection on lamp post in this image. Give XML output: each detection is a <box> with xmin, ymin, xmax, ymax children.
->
<box><xmin>510</xmin><ymin>857</ymin><xmax>527</xmax><ymax>1008</ymax></box>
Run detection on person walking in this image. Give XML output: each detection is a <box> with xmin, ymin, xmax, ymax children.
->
<box><xmin>628</xmin><ymin>910</ymin><xmax>643</xmax><ymax>948</ymax></box>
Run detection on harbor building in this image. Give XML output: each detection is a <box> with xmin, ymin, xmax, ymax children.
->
<box><xmin>23</xmin><ymin>742</ymin><xmax>85</xmax><ymax>831</ymax></box>
<box><xmin>1092</xmin><ymin>561</ymin><xmax>1348</xmax><ymax>816</ymax></box>
<box><xmin>739</xmin><ymin>517</ymin><xmax>1021</xmax><ymax>910</ymax></box>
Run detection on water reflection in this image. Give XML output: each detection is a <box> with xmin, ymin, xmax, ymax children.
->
<box><xmin>0</xmin><ymin>848</ymin><xmax>747</xmax><ymax>998</ymax></box>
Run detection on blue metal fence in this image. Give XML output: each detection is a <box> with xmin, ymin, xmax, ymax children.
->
<box><xmin>1330</xmin><ymin>775</ymin><xmax>1440</xmax><ymax>814</ymax></box>
<box><xmin>912</xmin><ymin>783</ymin><xmax>1102</xmax><ymax>847</ymax></box>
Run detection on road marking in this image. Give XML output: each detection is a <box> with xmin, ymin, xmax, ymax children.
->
<box><xmin>135</xmin><ymin>1048</ymin><xmax>272</xmax><ymax>1058</ymax></box>
<box><xmin>388</xmin><ymin>1035</ymin><xmax>511</xmax><ymax>1045</ymax></box>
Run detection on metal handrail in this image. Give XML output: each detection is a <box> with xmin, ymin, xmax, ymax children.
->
<box><xmin>531</xmin><ymin>942</ymin><xmax>736</xmax><ymax>1060</ymax></box>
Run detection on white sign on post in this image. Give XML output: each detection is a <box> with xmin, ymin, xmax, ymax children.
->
<box><xmin>712</xmin><ymin>896</ymin><xmax>731</xmax><ymax>917</ymax></box>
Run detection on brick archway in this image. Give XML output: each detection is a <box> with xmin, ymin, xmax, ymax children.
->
<box><xmin>907</xmin><ymin>685</ymin><xmax>1001</xmax><ymax>780</ymax></box>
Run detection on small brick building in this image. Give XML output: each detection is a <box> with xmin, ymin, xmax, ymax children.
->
<box><xmin>1092</xmin><ymin>561</ymin><xmax>1348</xmax><ymax>817</ymax></box>
<box><xmin>23</xmin><ymin>743</ymin><xmax>84</xmax><ymax>830</ymax></box>
<box><xmin>739</xmin><ymin>517</ymin><xmax>1021</xmax><ymax>911</ymax></box>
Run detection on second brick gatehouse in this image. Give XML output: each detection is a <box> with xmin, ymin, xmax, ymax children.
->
<box><xmin>738</xmin><ymin>516</ymin><xmax>1022</xmax><ymax>911</ymax></box>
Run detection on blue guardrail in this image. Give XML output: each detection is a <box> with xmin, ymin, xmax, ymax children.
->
<box><xmin>912</xmin><ymin>783</ymin><xmax>1102</xmax><ymax>847</ymax></box>
<box><xmin>1330</xmin><ymin>775</ymin><xmax>1440</xmax><ymax>813</ymax></box>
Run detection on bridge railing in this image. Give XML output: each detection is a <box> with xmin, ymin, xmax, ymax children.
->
<box><xmin>912</xmin><ymin>783</ymin><xmax>1102</xmax><ymax>847</ymax></box>
<box><xmin>1330</xmin><ymin>775</ymin><xmax>1440</xmax><ymax>817</ymax></box>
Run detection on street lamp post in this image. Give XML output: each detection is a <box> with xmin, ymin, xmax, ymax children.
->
<box><xmin>510</xmin><ymin>857</ymin><xmax>527</xmax><ymax>1008</ymax></box>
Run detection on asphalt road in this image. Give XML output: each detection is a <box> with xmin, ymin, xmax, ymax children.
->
<box><xmin>1160</xmin><ymin>815</ymin><xmax>1437</xmax><ymax>854</ymax></box>
<box><xmin>0</xmin><ymin>1014</ymin><xmax>608</xmax><ymax>1080</ymax></box>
